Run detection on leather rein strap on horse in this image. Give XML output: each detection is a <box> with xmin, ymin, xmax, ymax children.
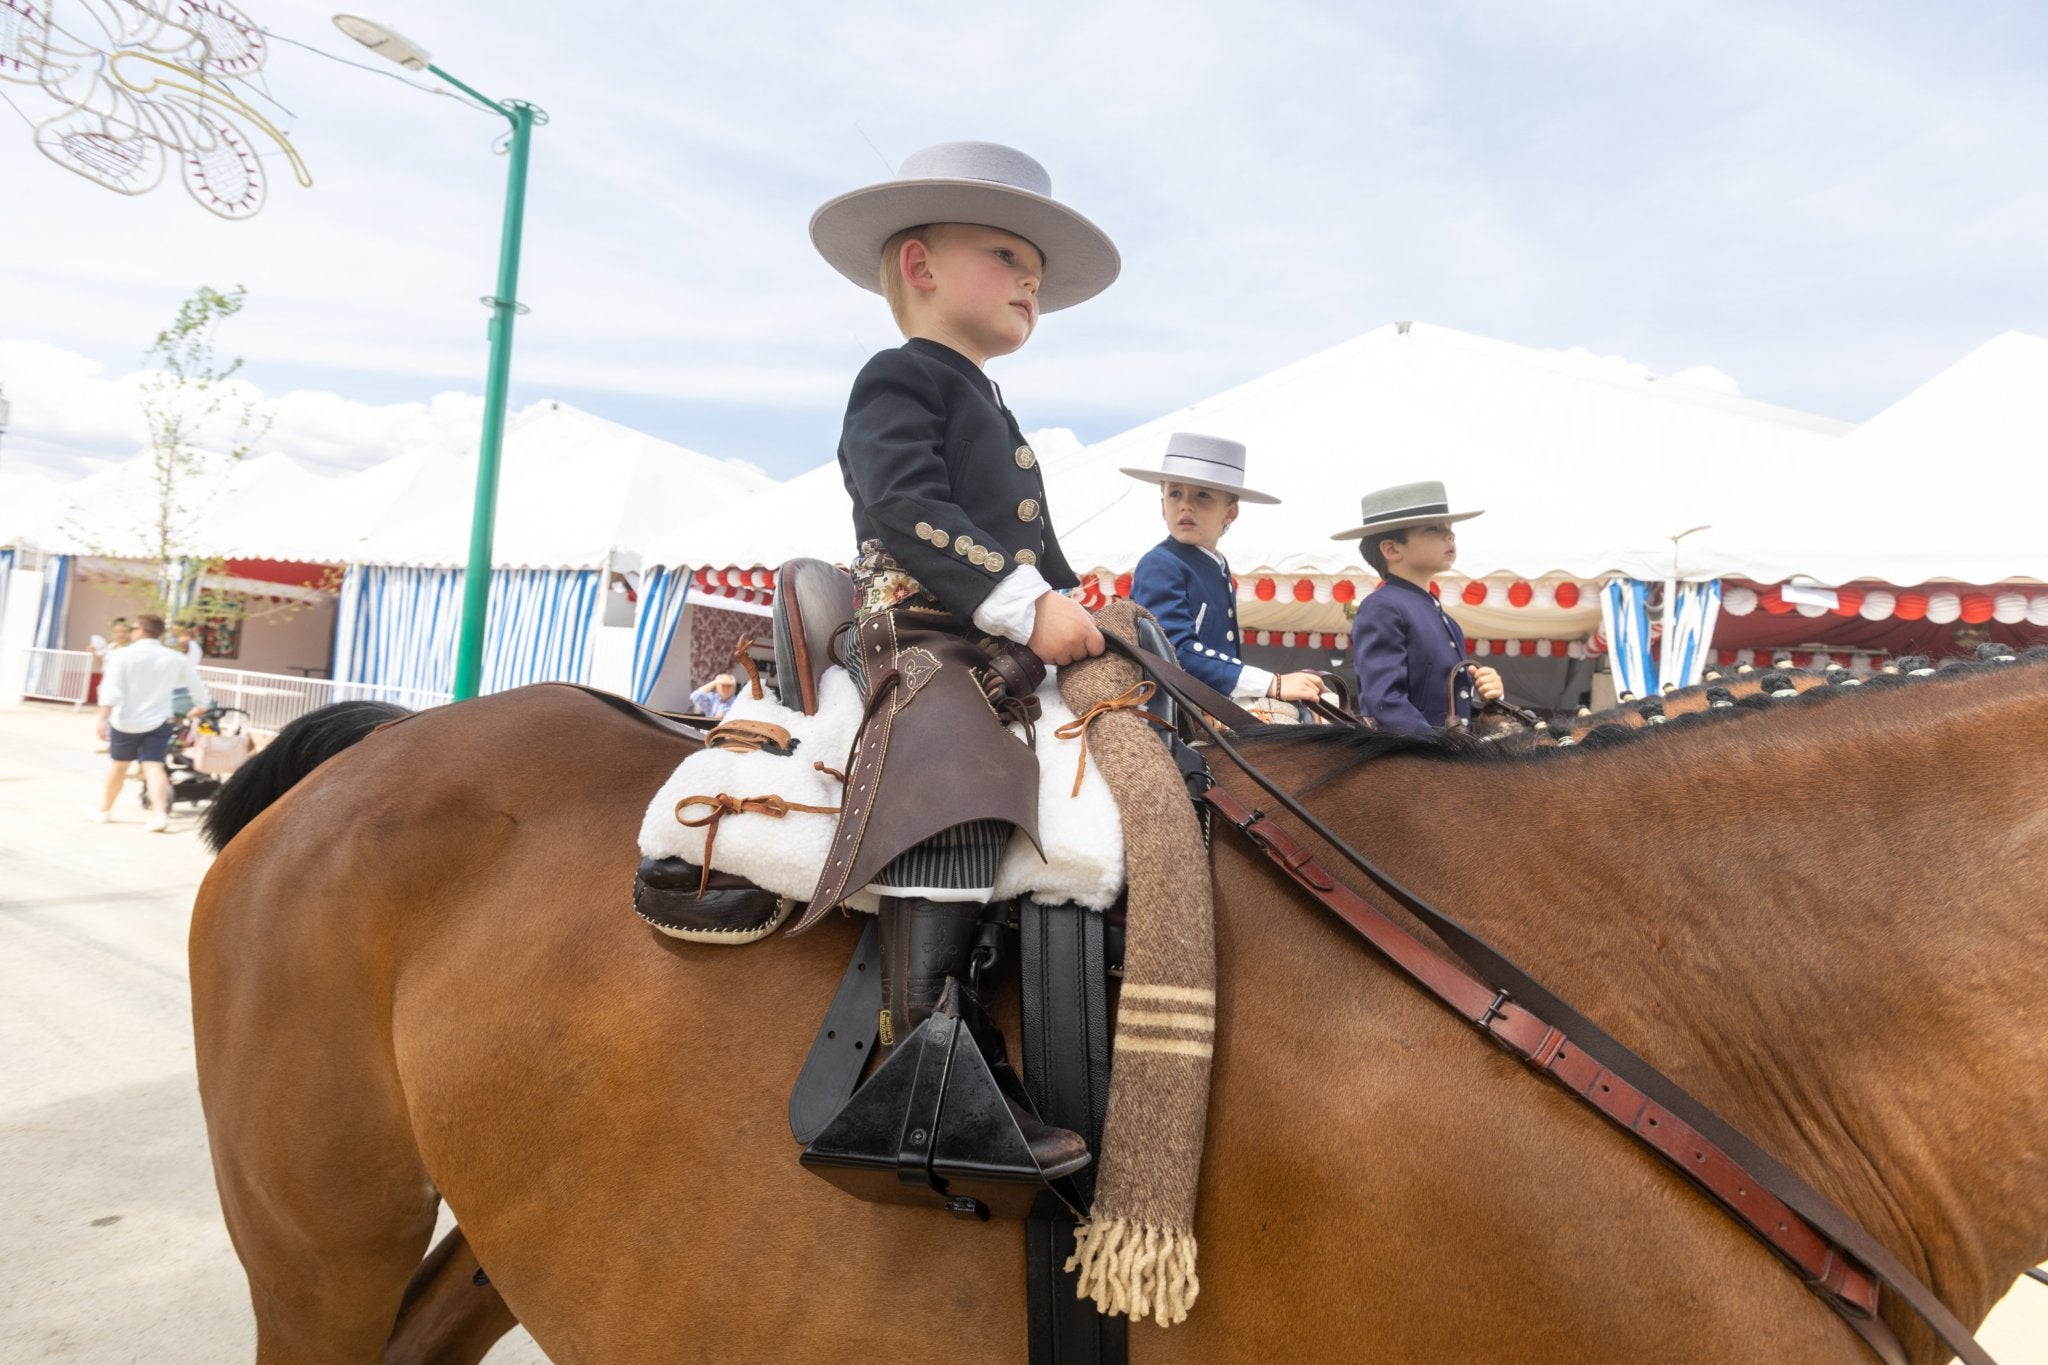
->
<box><xmin>1098</xmin><ymin>632</ymin><xmax>1995</xmax><ymax>1365</ymax></box>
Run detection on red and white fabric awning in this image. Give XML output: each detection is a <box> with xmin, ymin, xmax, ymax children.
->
<box><xmin>1720</xmin><ymin>581</ymin><xmax>2048</xmax><ymax>626</ymax></box>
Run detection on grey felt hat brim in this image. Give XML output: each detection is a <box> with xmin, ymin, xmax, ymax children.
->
<box><xmin>1119</xmin><ymin>466</ymin><xmax>1280</xmax><ymax>505</ymax></box>
<box><xmin>1329</xmin><ymin>508</ymin><xmax>1483</xmax><ymax>541</ymax></box>
<box><xmin>810</xmin><ymin>180</ymin><xmax>1121</xmax><ymax>313</ymax></box>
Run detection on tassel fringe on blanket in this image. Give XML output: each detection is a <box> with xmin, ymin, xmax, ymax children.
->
<box><xmin>1054</xmin><ymin>601</ymin><xmax>1218</xmax><ymax>1327</ymax></box>
<box><xmin>1066</xmin><ymin>1217</ymin><xmax>1202</xmax><ymax>1326</ymax></box>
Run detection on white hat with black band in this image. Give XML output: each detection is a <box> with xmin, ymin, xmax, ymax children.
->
<box><xmin>1120</xmin><ymin>431</ymin><xmax>1279</xmax><ymax>504</ymax></box>
<box><xmin>1329</xmin><ymin>480</ymin><xmax>1483</xmax><ymax>541</ymax></box>
<box><xmin>809</xmin><ymin>141</ymin><xmax>1120</xmax><ymax>313</ymax></box>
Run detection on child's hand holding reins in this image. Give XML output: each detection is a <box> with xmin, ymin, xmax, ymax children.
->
<box><xmin>1029</xmin><ymin>591</ymin><xmax>1107</xmax><ymax>665</ymax></box>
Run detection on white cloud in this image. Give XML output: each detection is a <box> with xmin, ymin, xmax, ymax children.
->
<box><xmin>0</xmin><ymin>337</ymin><xmax>505</xmax><ymax>478</ymax></box>
<box><xmin>4</xmin><ymin>0</ymin><xmax>2043</xmax><ymax>484</ymax></box>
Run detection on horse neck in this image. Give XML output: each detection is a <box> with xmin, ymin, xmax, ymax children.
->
<box><xmin>1298</xmin><ymin>672</ymin><xmax>2048</xmax><ymax>1319</ymax></box>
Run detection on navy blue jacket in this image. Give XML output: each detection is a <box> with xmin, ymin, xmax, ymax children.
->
<box><xmin>838</xmin><ymin>338</ymin><xmax>1077</xmax><ymax>623</ymax></box>
<box><xmin>1129</xmin><ymin>537</ymin><xmax>1254</xmax><ymax>695</ymax></box>
<box><xmin>1350</xmin><ymin>576</ymin><xmax>1472</xmax><ymax>734</ymax></box>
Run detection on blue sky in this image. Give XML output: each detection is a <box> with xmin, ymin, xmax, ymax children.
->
<box><xmin>3</xmin><ymin>0</ymin><xmax>2045</xmax><ymax>482</ymax></box>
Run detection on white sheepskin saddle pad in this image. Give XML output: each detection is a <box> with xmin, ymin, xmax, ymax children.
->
<box><xmin>638</xmin><ymin>666</ymin><xmax>1126</xmax><ymax>913</ymax></box>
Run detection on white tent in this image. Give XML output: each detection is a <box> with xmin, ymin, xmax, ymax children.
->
<box><xmin>201</xmin><ymin>443</ymin><xmax>476</xmax><ymax>564</ymax></box>
<box><xmin>650</xmin><ymin>323</ymin><xmax>1848</xmax><ymax>643</ymax></box>
<box><xmin>0</xmin><ymin>469</ymin><xmax>64</xmax><ymax>545</ymax></box>
<box><xmin>11</xmin><ymin>449</ymin><xmax>329</xmax><ymax>559</ymax></box>
<box><xmin>1691</xmin><ymin>331</ymin><xmax>2048</xmax><ymax>587</ymax></box>
<box><xmin>343</xmin><ymin>401</ymin><xmax>776</xmax><ymax>571</ymax></box>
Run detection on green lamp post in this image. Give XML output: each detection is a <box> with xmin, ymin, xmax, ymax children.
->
<box><xmin>333</xmin><ymin>15</ymin><xmax>547</xmax><ymax>700</ymax></box>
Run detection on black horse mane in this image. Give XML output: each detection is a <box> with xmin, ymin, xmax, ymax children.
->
<box><xmin>1232</xmin><ymin>644</ymin><xmax>2048</xmax><ymax>770</ymax></box>
<box><xmin>201</xmin><ymin>700</ymin><xmax>413</xmax><ymax>853</ymax></box>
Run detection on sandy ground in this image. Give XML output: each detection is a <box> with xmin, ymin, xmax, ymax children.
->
<box><xmin>1</xmin><ymin>697</ymin><xmax>2043</xmax><ymax>1363</ymax></box>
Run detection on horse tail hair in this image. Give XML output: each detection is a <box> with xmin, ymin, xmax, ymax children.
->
<box><xmin>201</xmin><ymin>701</ymin><xmax>413</xmax><ymax>854</ymax></box>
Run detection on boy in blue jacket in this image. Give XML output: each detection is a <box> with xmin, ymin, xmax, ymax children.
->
<box><xmin>1124</xmin><ymin>432</ymin><xmax>1325</xmax><ymax>708</ymax></box>
<box><xmin>1332</xmin><ymin>480</ymin><xmax>1504</xmax><ymax>733</ymax></box>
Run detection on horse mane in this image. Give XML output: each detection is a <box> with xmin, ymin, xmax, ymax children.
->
<box><xmin>1237</xmin><ymin>644</ymin><xmax>2048</xmax><ymax>774</ymax></box>
<box><xmin>201</xmin><ymin>700</ymin><xmax>414</xmax><ymax>853</ymax></box>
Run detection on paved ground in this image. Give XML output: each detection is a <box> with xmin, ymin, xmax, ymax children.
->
<box><xmin>0</xmin><ymin>701</ymin><xmax>544</xmax><ymax>1363</ymax></box>
<box><xmin>1</xmin><ymin>697</ymin><xmax>2043</xmax><ymax>1362</ymax></box>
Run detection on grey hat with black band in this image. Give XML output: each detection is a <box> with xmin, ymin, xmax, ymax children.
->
<box><xmin>1329</xmin><ymin>480</ymin><xmax>1483</xmax><ymax>541</ymax></box>
<box><xmin>1121</xmin><ymin>431</ymin><xmax>1279</xmax><ymax>504</ymax></box>
<box><xmin>809</xmin><ymin>141</ymin><xmax>1121</xmax><ymax>313</ymax></box>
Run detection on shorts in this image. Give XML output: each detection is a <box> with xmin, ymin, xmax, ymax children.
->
<box><xmin>109</xmin><ymin>722</ymin><xmax>177</xmax><ymax>764</ymax></box>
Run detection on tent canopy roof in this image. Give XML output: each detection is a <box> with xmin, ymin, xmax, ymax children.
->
<box><xmin>654</xmin><ymin>321</ymin><xmax>1851</xmax><ymax>583</ymax></box>
<box><xmin>1690</xmin><ymin>331</ymin><xmax>2048</xmax><ymax>586</ymax></box>
<box><xmin>198</xmin><ymin>401</ymin><xmax>779</xmax><ymax>570</ymax></box>
<box><xmin>9</xmin><ymin>449</ymin><xmax>329</xmax><ymax>559</ymax></box>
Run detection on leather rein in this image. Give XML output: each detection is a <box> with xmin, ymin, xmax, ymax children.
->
<box><xmin>1100</xmin><ymin>633</ymin><xmax>1998</xmax><ymax>1365</ymax></box>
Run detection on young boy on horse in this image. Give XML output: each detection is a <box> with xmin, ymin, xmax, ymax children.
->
<box><xmin>1123</xmin><ymin>432</ymin><xmax>1325</xmax><ymax>709</ymax></box>
<box><xmin>1334</xmin><ymin>481</ymin><xmax>1505</xmax><ymax>733</ymax></box>
<box><xmin>790</xmin><ymin>141</ymin><xmax>1121</xmax><ymax>1176</ymax></box>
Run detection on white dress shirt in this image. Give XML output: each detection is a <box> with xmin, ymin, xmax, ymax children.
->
<box><xmin>99</xmin><ymin>637</ymin><xmax>212</xmax><ymax>735</ymax></box>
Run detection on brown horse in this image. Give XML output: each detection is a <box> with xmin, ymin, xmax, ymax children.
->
<box><xmin>190</xmin><ymin>664</ymin><xmax>2048</xmax><ymax>1363</ymax></box>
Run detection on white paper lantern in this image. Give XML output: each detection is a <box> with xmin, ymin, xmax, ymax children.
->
<box><xmin>2028</xmin><ymin>596</ymin><xmax>2048</xmax><ymax>627</ymax></box>
<box><xmin>1926</xmin><ymin>591</ymin><xmax>1961</xmax><ymax>624</ymax></box>
<box><xmin>1796</xmin><ymin>601</ymin><xmax>1829</xmax><ymax>618</ymax></box>
<box><xmin>1529</xmin><ymin>582</ymin><xmax>1556</xmax><ymax>611</ymax></box>
<box><xmin>1535</xmin><ymin>639</ymin><xmax>1553</xmax><ymax>658</ymax></box>
<box><xmin>1993</xmin><ymin>591</ymin><xmax>2027</xmax><ymax>624</ymax></box>
<box><xmin>1472</xmin><ymin>639</ymin><xmax>1491</xmax><ymax>657</ymax></box>
<box><xmin>1860</xmin><ymin>590</ymin><xmax>1896</xmax><ymax>620</ymax></box>
<box><xmin>1721</xmin><ymin>585</ymin><xmax>1758</xmax><ymax>616</ymax></box>
<box><xmin>1566</xmin><ymin>640</ymin><xmax>1586</xmax><ymax>660</ymax></box>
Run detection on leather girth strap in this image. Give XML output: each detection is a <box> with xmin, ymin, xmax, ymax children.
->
<box><xmin>788</xmin><ymin>916</ymin><xmax>882</xmax><ymax>1144</ymax></box>
<box><xmin>1020</xmin><ymin>900</ymin><xmax>1125</xmax><ymax>1365</ymax></box>
<box><xmin>1098</xmin><ymin>631</ymin><xmax>1994</xmax><ymax>1365</ymax></box>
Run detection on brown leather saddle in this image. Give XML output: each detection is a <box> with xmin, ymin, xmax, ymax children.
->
<box><xmin>770</xmin><ymin>557</ymin><xmax>858</xmax><ymax>717</ymax></box>
<box><xmin>632</xmin><ymin>559</ymin><xmax>858</xmax><ymax>940</ymax></box>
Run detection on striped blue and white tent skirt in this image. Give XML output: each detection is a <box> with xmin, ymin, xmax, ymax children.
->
<box><xmin>629</xmin><ymin>566</ymin><xmax>692</xmax><ymax>704</ymax></box>
<box><xmin>332</xmin><ymin>565</ymin><xmax>603</xmax><ymax>699</ymax></box>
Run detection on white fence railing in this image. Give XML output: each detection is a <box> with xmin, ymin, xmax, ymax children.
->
<box><xmin>23</xmin><ymin>648</ymin><xmax>92</xmax><ymax>703</ymax></box>
<box><xmin>14</xmin><ymin>649</ymin><xmax>450</xmax><ymax>732</ymax></box>
<box><xmin>195</xmin><ymin>666</ymin><xmax>451</xmax><ymax>734</ymax></box>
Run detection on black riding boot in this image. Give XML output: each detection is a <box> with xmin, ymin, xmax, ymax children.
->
<box><xmin>877</xmin><ymin>897</ymin><xmax>1091</xmax><ymax>1179</ymax></box>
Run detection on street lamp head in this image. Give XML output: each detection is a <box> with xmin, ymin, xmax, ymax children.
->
<box><xmin>332</xmin><ymin>15</ymin><xmax>431</xmax><ymax>70</ymax></box>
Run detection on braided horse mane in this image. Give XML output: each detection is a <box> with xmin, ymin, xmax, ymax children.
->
<box><xmin>1237</xmin><ymin>643</ymin><xmax>2048</xmax><ymax>771</ymax></box>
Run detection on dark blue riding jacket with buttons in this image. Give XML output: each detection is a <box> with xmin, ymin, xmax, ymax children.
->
<box><xmin>1129</xmin><ymin>536</ymin><xmax>1253</xmax><ymax>695</ymax></box>
<box><xmin>1350</xmin><ymin>575</ymin><xmax>1473</xmax><ymax>734</ymax></box>
<box><xmin>837</xmin><ymin>338</ymin><xmax>1077</xmax><ymax>623</ymax></box>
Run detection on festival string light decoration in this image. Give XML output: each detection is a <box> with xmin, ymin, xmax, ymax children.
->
<box><xmin>1</xmin><ymin>0</ymin><xmax>308</xmax><ymax>218</ymax></box>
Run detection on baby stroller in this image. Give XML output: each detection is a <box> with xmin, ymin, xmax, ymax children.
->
<box><xmin>145</xmin><ymin>704</ymin><xmax>253</xmax><ymax>810</ymax></box>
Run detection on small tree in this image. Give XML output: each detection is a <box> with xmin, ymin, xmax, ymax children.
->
<box><xmin>134</xmin><ymin>284</ymin><xmax>272</xmax><ymax>618</ymax></box>
<box><xmin>69</xmin><ymin>285</ymin><xmax>337</xmax><ymax>639</ymax></box>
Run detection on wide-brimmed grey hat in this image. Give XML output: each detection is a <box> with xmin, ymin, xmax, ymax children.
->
<box><xmin>809</xmin><ymin>141</ymin><xmax>1120</xmax><ymax>313</ymax></box>
<box><xmin>1329</xmin><ymin>480</ymin><xmax>1483</xmax><ymax>541</ymax></box>
<box><xmin>1121</xmin><ymin>432</ymin><xmax>1279</xmax><ymax>504</ymax></box>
